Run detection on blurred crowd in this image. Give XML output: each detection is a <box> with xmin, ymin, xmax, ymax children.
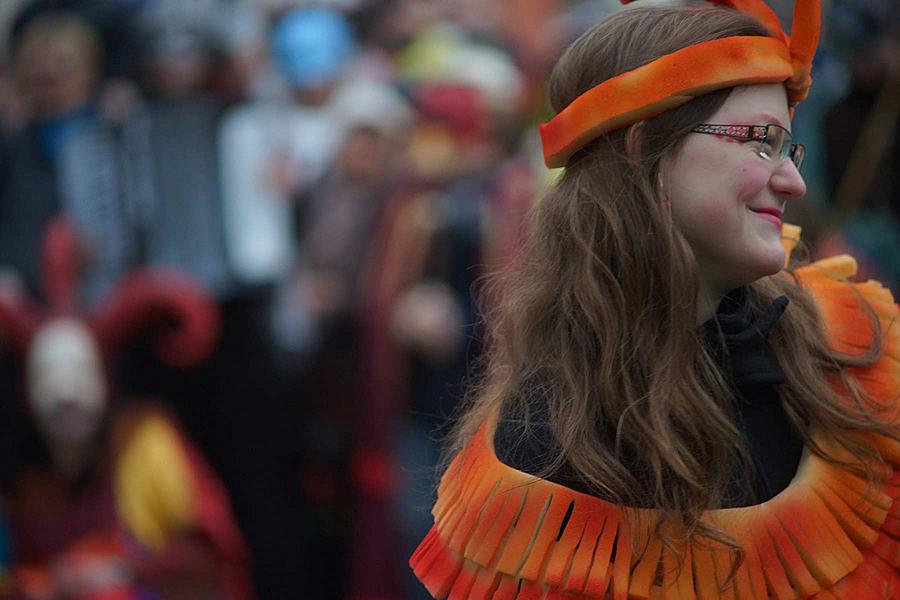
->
<box><xmin>0</xmin><ymin>0</ymin><xmax>895</xmax><ymax>599</ymax></box>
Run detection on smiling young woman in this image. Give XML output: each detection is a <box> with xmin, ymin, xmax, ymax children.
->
<box><xmin>662</xmin><ymin>83</ymin><xmax>807</xmax><ymax>320</ymax></box>
<box><xmin>409</xmin><ymin>1</ymin><xmax>900</xmax><ymax>598</ymax></box>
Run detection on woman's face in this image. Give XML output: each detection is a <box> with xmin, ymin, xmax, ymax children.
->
<box><xmin>661</xmin><ymin>83</ymin><xmax>806</xmax><ymax>296</ymax></box>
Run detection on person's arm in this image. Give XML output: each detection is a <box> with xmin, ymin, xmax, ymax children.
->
<box><xmin>113</xmin><ymin>406</ymin><xmax>253</xmax><ymax>600</ymax></box>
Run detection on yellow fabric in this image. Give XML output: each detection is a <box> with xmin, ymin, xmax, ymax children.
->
<box><xmin>780</xmin><ymin>222</ymin><xmax>801</xmax><ymax>264</ymax></box>
<box><xmin>113</xmin><ymin>414</ymin><xmax>195</xmax><ymax>551</ymax></box>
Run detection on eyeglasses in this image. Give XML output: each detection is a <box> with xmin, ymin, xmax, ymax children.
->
<box><xmin>691</xmin><ymin>123</ymin><xmax>805</xmax><ymax>171</ymax></box>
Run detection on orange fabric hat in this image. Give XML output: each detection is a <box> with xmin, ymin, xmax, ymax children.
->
<box><xmin>539</xmin><ymin>0</ymin><xmax>820</xmax><ymax>168</ymax></box>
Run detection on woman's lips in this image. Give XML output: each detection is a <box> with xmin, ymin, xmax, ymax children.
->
<box><xmin>749</xmin><ymin>207</ymin><xmax>783</xmax><ymax>227</ymax></box>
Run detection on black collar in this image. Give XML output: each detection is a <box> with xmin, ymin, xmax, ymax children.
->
<box><xmin>703</xmin><ymin>287</ymin><xmax>789</xmax><ymax>387</ymax></box>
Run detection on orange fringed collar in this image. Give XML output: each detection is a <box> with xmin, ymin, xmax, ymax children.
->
<box><xmin>410</xmin><ymin>234</ymin><xmax>900</xmax><ymax>599</ymax></box>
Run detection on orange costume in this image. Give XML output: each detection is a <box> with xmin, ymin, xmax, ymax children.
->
<box><xmin>409</xmin><ymin>0</ymin><xmax>900</xmax><ymax>595</ymax></box>
<box><xmin>410</xmin><ymin>231</ymin><xmax>900</xmax><ymax>599</ymax></box>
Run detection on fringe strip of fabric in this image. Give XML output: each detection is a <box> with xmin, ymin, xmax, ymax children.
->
<box><xmin>411</xmin><ymin>253</ymin><xmax>900</xmax><ymax>599</ymax></box>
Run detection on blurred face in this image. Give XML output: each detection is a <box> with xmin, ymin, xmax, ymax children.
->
<box><xmin>14</xmin><ymin>29</ymin><xmax>100</xmax><ymax>119</ymax></box>
<box><xmin>406</xmin><ymin>122</ymin><xmax>459</xmax><ymax>181</ymax></box>
<box><xmin>339</xmin><ymin>128</ymin><xmax>389</xmax><ymax>184</ymax></box>
<box><xmin>27</xmin><ymin>320</ymin><xmax>107</xmax><ymax>447</ymax></box>
<box><xmin>661</xmin><ymin>83</ymin><xmax>806</xmax><ymax>296</ymax></box>
<box><xmin>147</xmin><ymin>50</ymin><xmax>213</xmax><ymax>98</ymax></box>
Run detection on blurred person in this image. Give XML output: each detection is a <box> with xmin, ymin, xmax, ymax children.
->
<box><xmin>133</xmin><ymin>0</ymin><xmax>266</xmax><ymax>101</ymax></box>
<box><xmin>0</xmin><ymin>10</ymin><xmax>138</xmax><ymax>305</ymax></box>
<box><xmin>819</xmin><ymin>27</ymin><xmax>900</xmax><ymax>293</ymax></box>
<box><xmin>131</xmin><ymin>11</ymin><xmax>233</xmax><ymax>300</ymax></box>
<box><xmin>448</xmin><ymin>0</ymin><xmax>505</xmax><ymax>45</ymax></box>
<box><xmin>395</xmin><ymin>23</ymin><xmax>526</xmax><ymax>142</ymax></box>
<box><xmin>8</xmin><ymin>0</ymin><xmax>151</xmax><ymax>124</ymax></box>
<box><xmin>349</xmin><ymin>58</ymin><xmax>528</xmax><ymax>596</ymax></box>
<box><xmin>218</xmin><ymin>6</ymin><xmax>357</xmax><ymax>293</ymax></box>
<box><xmin>0</xmin><ymin>62</ymin><xmax>27</xmax><ymax>135</ymax></box>
<box><xmin>0</xmin><ymin>13</ymin><xmax>142</xmax><ymax>519</ymax></box>
<box><xmin>213</xmin><ymin>7</ymin><xmax>367</xmax><ymax>598</ymax></box>
<box><xmin>113</xmin><ymin>9</ymin><xmax>325</xmax><ymax>600</ymax></box>
<box><xmin>271</xmin><ymin>79</ymin><xmax>413</xmax><ymax>357</ymax></box>
<box><xmin>266</xmin><ymin>78</ymin><xmax>412</xmax><ymax>598</ymax></box>
<box><xmin>494</xmin><ymin>0</ymin><xmax>566</xmax><ymax>81</ymax></box>
<box><xmin>8</xmin><ymin>0</ymin><xmax>144</xmax><ymax>83</ymax></box>
<box><xmin>362</xmin><ymin>0</ymin><xmax>450</xmax><ymax>54</ymax></box>
<box><xmin>0</xmin><ymin>219</ymin><xmax>253</xmax><ymax>600</ymax></box>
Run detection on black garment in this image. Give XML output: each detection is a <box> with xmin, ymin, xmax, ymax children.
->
<box><xmin>494</xmin><ymin>287</ymin><xmax>804</xmax><ymax>507</ymax></box>
<box><xmin>706</xmin><ymin>287</ymin><xmax>803</xmax><ymax>503</ymax></box>
<box><xmin>136</xmin><ymin>97</ymin><xmax>235</xmax><ymax>298</ymax></box>
<box><xmin>0</xmin><ymin>125</ymin><xmax>59</xmax><ymax>296</ymax></box>
<box><xmin>0</xmin><ymin>113</ymin><xmax>140</xmax><ymax>303</ymax></box>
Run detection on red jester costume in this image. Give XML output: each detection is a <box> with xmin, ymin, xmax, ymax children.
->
<box><xmin>0</xmin><ymin>220</ymin><xmax>254</xmax><ymax>600</ymax></box>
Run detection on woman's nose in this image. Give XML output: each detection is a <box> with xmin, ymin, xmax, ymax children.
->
<box><xmin>770</xmin><ymin>160</ymin><xmax>807</xmax><ymax>200</ymax></box>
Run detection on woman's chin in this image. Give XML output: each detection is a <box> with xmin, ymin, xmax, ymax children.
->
<box><xmin>722</xmin><ymin>248</ymin><xmax>786</xmax><ymax>289</ymax></box>
<box><xmin>748</xmin><ymin>247</ymin><xmax>787</xmax><ymax>281</ymax></box>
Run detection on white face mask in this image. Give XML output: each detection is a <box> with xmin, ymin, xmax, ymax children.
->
<box><xmin>26</xmin><ymin>319</ymin><xmax>108</xmax><ymax>447</ymax></box>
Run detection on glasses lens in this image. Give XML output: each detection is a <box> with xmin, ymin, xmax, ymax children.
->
<box><xmin>791</xmin><ymin>143</ymin><xmax>805</xmax><ymax>170</ymax></box>
<box><xmin>758</xmin><ymin>125</ymin><xmax>786</xmax><ymax>161</ymax></box>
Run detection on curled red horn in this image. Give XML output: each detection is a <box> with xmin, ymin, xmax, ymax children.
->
<box><xmin>42</xmin><ymin>218</ymin><xmax>83</xmax><ymax>312</ymax></box>
<box><xmin>93</xmin><ymin>269</ymin><xmax>221</xmax><ymax>368</ymax></box>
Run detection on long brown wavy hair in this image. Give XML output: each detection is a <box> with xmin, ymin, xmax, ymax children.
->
<box><xmin>448</xmin><ymin>5</ymin><xmax>896</xmax><ymax>564</ymax></box>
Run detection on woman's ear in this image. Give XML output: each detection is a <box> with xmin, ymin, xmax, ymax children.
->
<box><xmin>624</xmin><ymin>121</ymin><xmax>645</xmax><ymax>161</ymax></box>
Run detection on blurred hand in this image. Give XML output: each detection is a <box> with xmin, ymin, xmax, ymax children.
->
<box><xmin>262</xmin><ymin>153</ymin><xmax>318</xmax><ymax>199</ymax></box>
<box><xmin>262</xmin><ymin>152</ymin><xmax>294</xmax><ymax>197</ymax></box>
<box><xmin>308</xmin><ymin>272</ymin><xmax>346</xmax><ymax>319</ymax></box>
<box><xmin>51</xmin><ymin>556</ymin><xmax>130</xmax><ymax>599</ymax></box>
<box><xmin>391</xmin><ymin>281</ymin><xmax>464</xmax><ymax>363</ymax></box>
<box><xmin>98</xmin><ymin>79</ymin><xmax>141</xmax><ymax>123</ymax></box>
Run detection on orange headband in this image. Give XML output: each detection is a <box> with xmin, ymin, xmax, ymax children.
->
<box><xmin>539</xmin><ymin>0</ymin><xmax>820</xmax><ymax>168</ymax></box>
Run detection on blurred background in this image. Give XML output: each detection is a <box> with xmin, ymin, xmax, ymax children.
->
<box><xmin>0</xmin><ymin>0</ymin><xmax>896</xmax><ymax>598</ymax></box>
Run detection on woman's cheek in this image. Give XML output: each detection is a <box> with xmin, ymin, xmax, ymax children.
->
<box><xmin>735</xmin><ymin>162</ymin><xmax>770</xmax><ymax>201</ymax></box>
<box><xmin>700</xmin><ymin>201</ymin><xmax>738</xmax><ymax>233</ymax></box>
<box><xmin>672</xmin><ymin>196</ymin><xmax>730</xmax><ymax>239</ymax></box>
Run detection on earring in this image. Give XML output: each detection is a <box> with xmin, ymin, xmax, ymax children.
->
<box><xmin>657</xmin><ymin>174</ymin><xmax>670</xmax><ymax>207</ymax></box>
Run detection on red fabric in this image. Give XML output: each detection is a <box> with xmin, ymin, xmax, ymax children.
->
<box><xmin>41</xmin><ymin>219</ymin><xmax>82</xmax><ymax>313</ymax></box>
<box><xmin>7</xmin><ymin>407</ymin><xmax>254</xmax><ymax>600</ymax></box>
<box><xmin>0</xmin><ymin>217</ymin><xmax>221</xmax><ymax>370</ymax></box>
<box><xmin>7</xmin><ymin>464</ymin><xmax>135</xmax><ymax>599</ymax></box>
<box><xmin>92</xmin><ymin>270</ymin><xmax>220</xmax><ymax>369</ymax></box>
